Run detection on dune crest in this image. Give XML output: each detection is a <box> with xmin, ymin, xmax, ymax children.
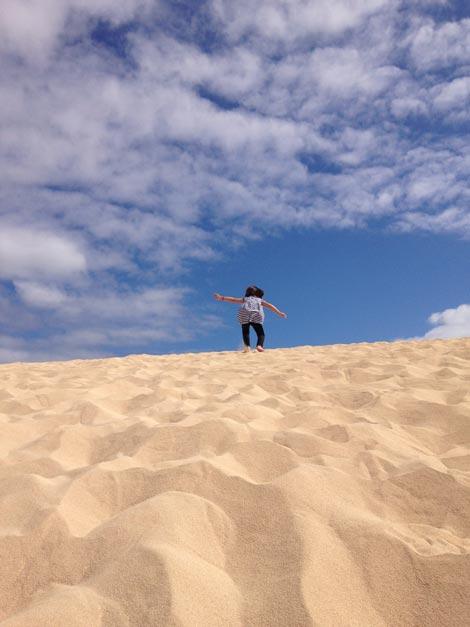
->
<box><xmin>1</xmin><ymin>339</ymin><xmax>470</xmax><ymax>625</ymax></box>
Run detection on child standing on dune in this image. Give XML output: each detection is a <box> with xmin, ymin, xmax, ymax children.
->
<box><xmin>214</xmin><ymin>286</ymin><xmax>287</xmax><ymax>352</ymax></box>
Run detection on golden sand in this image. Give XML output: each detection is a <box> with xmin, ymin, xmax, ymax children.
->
<box><xmin>1</xmin><ymin>339</ymin><xmax>470</xmax><ymax>626</ymax></box>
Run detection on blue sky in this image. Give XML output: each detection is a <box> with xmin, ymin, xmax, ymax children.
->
<box><xmin>0</xmin><ymin>0</ymin><xmax>469</xmax><ymax>361</ymax></box>
<box><xmin>205</xmin><ymin>228</ymin><xmax>470</xmax><ymax>352</ymax></box>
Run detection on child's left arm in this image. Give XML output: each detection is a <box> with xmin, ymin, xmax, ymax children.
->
<box><xmin>214</xmin><ymin>293</ymin><xmax>244</xmax><ymax>304</ymax></box>
<box><xmin>262</xmin><ymin>300</ymin><xmax>287</xmax><ymax>318</ymax></box>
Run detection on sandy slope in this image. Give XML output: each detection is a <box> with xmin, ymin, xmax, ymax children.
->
<box><xmin>1</xmin><ymin>339</ymin><xmax>470</xmax><ymax>626</ymax></box>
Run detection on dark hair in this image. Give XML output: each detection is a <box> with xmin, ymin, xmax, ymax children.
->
<box><xmin>245</xmin><ymin>285</ymin><xmax>264</xmax><ymax>298</ymax></box>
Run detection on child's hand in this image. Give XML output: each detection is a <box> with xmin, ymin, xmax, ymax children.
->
<box><xmin>214</xmin><ymin>293</ymin><xmax>223</xmax><ymax>301</ymax></box>
<box><xmin>279</xmin><ymin>312</ymin><xmax>287</xmax><ymax>319</ymax></box>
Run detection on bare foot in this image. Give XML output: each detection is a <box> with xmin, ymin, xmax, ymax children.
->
<box><xmin>242</xmin><ymin>346</ymin><xmax>251</xmax><ymax>353</ymax></box>
<box><xmin>256</xmin><ymin>346</ymin><xmax>265</xmax><ymax>352</ymax></box>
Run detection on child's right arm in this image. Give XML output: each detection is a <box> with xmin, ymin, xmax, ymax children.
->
<box><xmin>214</xmin><ymin>293</ymin><xmax>244</xmax><ymax>304</ymax></box>
<box><xmin>262</xmin><ymin>300</ymin><xmax>287</xmax><ymax>318</ymax></box>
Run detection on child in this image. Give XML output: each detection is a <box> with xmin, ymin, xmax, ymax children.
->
<box><xmin>214</xmin><ymin>286</ymin><xmax>287</xmax><ymax>352</ymax></box>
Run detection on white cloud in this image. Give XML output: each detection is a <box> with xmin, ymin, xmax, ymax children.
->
<box><xmin>307</xmin><ymin>47</ymin><xmax>401</xmax><ymax>100</ymax></box>
<box><xmin>211</xmin><ymin>0</ymin><xmax>387</xmax><ymax>44</ymax></box>
<box><xmin>408</xmin><ymin>18</ymin><xmax>470</xmax><ymax>71</ymax></box>
<box><xmin>14</xmin><ymin>281</ymin><xmax>67</xmax><ymax>308</ymax></box>
<box><xmin>0</xmin><ymin>284</ymin><xmax>220</xmax><ymax>362</ymax></box>
<box><xmin>59</xmin><ymin>287</ymin><xmax>190</xmax><ymax>322</ymax></box>
<box><xmin>0</xmin><ymin>227</ymin><xmax>87</xmax><ymax>280</ymax></box>
<box><xmin>0</xmin><ymin>0</ymin><xmax>66</xmax><ymax>62</ymax></box>
<box><xmin>424</xmin><ymin>304</ymin><xmax>470</xmax><ymax>339</ymax></box>
<box><xmin>433</xmin><ymin>77</ymin><xmax>470</xmax><ymax>111</ymax></box>
<box><xmin>396</xmin><ymin>207</ymin><xmax>470</xmax><ymax>237</ymax></box>
<box><xmin>135</xmin><ymin>37</ymin><xmax>264</xmax><ymax>101</ymax></box>
<box><xmin>0</xmin><ymin>0</ymin><xmax>154</xmax><ymax>63</ymax></box>
<box><xmin>390</xmin><ymin>97</ymin><xmax>428</xmax><ymax>118</ymax></box>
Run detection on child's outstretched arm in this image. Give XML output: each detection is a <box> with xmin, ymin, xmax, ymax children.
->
<box><xmin>262</xmin><ymin>300</ymin><xmax>287</xmax><ymax>318</ymax></box>
<box><xmin>214</xmin><ymin>293</ymin><xmax>244</xmax><ymax>304</ymax></box>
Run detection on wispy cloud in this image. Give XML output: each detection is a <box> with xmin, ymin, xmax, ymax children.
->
<box><xmin>1</xmin><ymin>0</ymin><xmax>469</xmax><ymax>359</ymax></box>
<box><xmin>211</xmin><ymin>0</ymin><xmax>388</xmax><ymax>43</ymax></box>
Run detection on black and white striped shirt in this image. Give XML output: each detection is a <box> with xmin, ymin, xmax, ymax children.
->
<box><xmin>237</xmin><ymin>296</ymin><xmax>265</xmax><ymax>324</ymax></box>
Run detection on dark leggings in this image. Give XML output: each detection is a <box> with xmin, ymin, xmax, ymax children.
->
<box><xmin>242</xmin><ymin>323</ymin><xmax>265</xmax><ymax>347</ymax></box>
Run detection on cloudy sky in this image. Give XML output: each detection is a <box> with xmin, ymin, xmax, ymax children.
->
<box><xmin>0</xmin><ymin>0</ymin><xmax>469</xmax><ymax>362</ymax></box>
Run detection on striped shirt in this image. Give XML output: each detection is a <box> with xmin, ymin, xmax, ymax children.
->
<box><xmin>238</xmin><ymin>296</ymin><xmax>265</xmax><ymax>324</ymax></box>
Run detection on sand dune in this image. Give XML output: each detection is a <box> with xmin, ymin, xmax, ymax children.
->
<box><xmin>1</xmin><ymin>339</ymin><xmax>470</xmax><ymax>626</ymax></box>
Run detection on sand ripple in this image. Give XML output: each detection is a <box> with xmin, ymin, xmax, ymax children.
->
<box><xmin>1</xmin><ymin>339</ymin><xmax>470</xmax><ymax>625</ymax></box>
